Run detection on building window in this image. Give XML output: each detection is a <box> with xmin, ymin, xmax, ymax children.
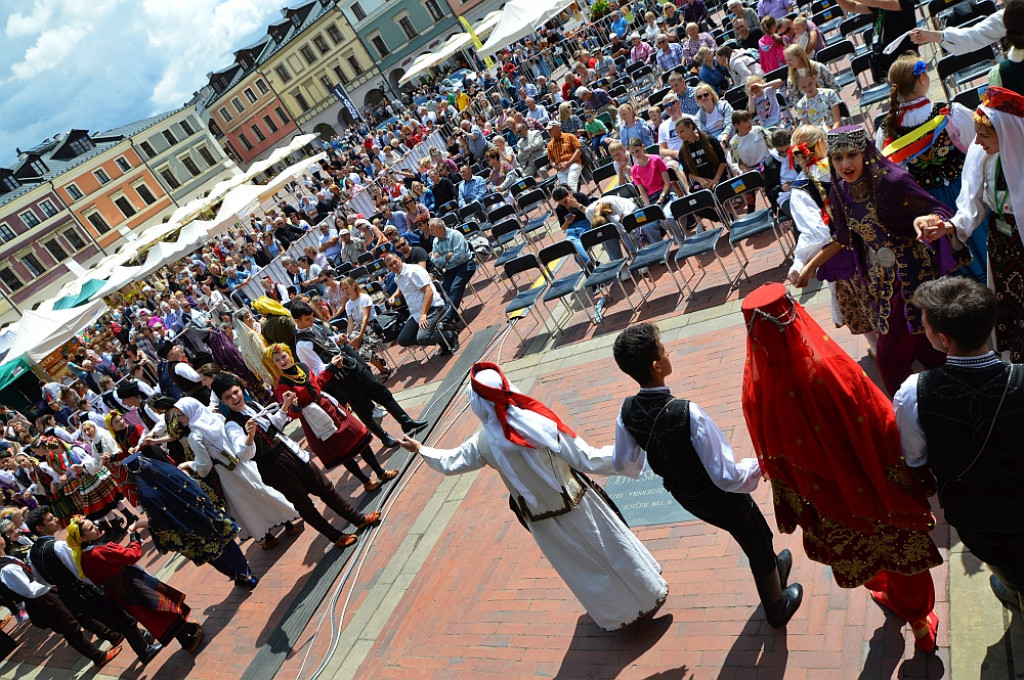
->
<box><xmin>333</xmin><ymin>65</ymin><xmax>349</xmax><ymax>85</ymax></box>
<box><xmin>219</xmin><ymin>106</ymin><xmax>233</xmax><ymax>123</ymax></box>
<box><xmin>69</xmin><ymin>137</ymin><xmax>93</xmax><ymax>155</ymax></box>
<box><xmin>300</xmin><ymin>45</ymin><xmax>317</xmax><ymax>66</ymax></box>
<box><xmin>115</xmin><ymin>156</ymin><xmax>131</xmax><ymax>172</ymax></box>
<box><xmin>276</xmin><ymin>106</ymin><xmax>290</xmax><ymax>125</ymax></box>
<box><xmin>39</xmin><ymin>200</ymin><xmax>58</xmax><ymax>218</ymax></box>
<box><xmin>45</xmin><ymin>240</ymin><xmax>68</xmax><ymax>262</ymax></box>
<box><xmin>319</xmin><ymin>75</ymin><xmax>334</xmax><ymax>94</ymax></box>
<box><xmin>313</xmin><ymin>35</ymin><xmax>330</xmax><ymax>55</ymax></box>
<box><xmin>21</xmin><ymin>254</ymin><xmax>44</xmax><ymax>278</ymax></box>
<box><xmin>66</xmin><ymin>183</ymin><xmax>83</xmax><ymax>200</ymax></box>
<box><xmin>162</xmin><ymin>130</ymin><xmax>177</xmax><ymax>146</ymax></box>
<box><xmin>180</xmin><ymin>119</ymin><xmax>195</xmax><ymax>136</ymax></box>
<box><xmin>293</xmin><ymin>91</ymin><xmax>310</xmax><ymax>112</ymax></box>
<box><xmin>198</xmin><ymin>146</ymin><xmax>217</xmax><ymax>166</ymax></box>
<box><xmin>63</xmin><ymin>228</ymin><xmax>86</xmax><ymax>250</ymax></box>
<box><xmin>86</xmin><ymin>212</ymin><xmax>110</xmax><ymax>234</ymax></box>
<box><xmin>140</xmin><ymin>141</ymin><xmax>156</xmax><ymax>157</ymax></box>
<box><xmin>256</xmin><ymin>79</ymin><xmax>269</xmax><ymax>94</ymax></box>
<box><xmin>1</xmin><ymin>176</ymin><xmax>18</xmax><ymax>192</ymax></box>
<box><xmin>0</xmin><ymin>224</ymin><xmax>14</xmax><ymax>242</ymax></box>
<box><xmin>0</xmin><ymin>269</ymin><xmax>22</xmax><ymax>292</ymax></box>
<box><xmin>371</xmin><ymin>35</ymin><xmax>390</xmax><ymax>58</ymax></box>
<box><xmin>398</xmin><ymin>17</ymin><xmax>417</xmax><ymax>40</ymax></box>
<box><xmin>347</xmin><ymin>56</ymin><xmax>364</xmax><ymax>75</ymax></box>
<box><xmin>352</xmin><ymin>2</ymin><xmax>366</xmax><ymax>20</ymax></box>
<box><xmin>244</xmin><ymin>88</ymin><xmax>258</xmax><ymax>104</ymax></box>
<box><xmin>424</xmin><ymin>0</ymin><xmax>444</xmax><ymax>21</ymax></box>
<box><xmin>114</xmin><ymin>195</ymin><xmax>137</xmax><ymax>219</ymax></box>
<box><xmin>247</xmin><ymin>125</ymin><xmax>264</xmax><ymax>143</ymax></box>
<box><xmin>93</xmin><ymin>168</ymin><xmax>111</xmax><ymax>185</ymax></box>
<box><xmin>239</xmin><ymin>134</ymin><xmax>254</xmax><ymax>151</ymax></box>
<box><xmin>20</xmin><ymin>210</ymin><xmax>40</xmax><ymax>228</ymax></box>
<box><xmin>181</xmin><ymin>155</ymin><xmax>201</xmax><ymax>176</ymax></box>
<box><xmin>134</xmin><ymin>182</ymin><xmax>157</xmax><ymax>204</ymax></box>
<box><xmin>275</xmin><ymin>65</ymin><xmax>292</xmax><ymax>83</ymax></box>
<box><xmin>231</xmin><ymin>97</ymin><xmax>245</xmax><ymax>115</ymax></box>
<box><xmin>327</xmin><ymin>24</ymin><xmax>343</xmax><ymax>44</ymax></box>
<box><xmin>159</xmin><ymin>167</ymin><xmax>180</xmax><ymax>189</ymax></box>
<box><xmin>29</xmin><ymin>160</ymin><xmax>47</xmax><ymax>176</ymax></box>
<box><xmin>263</xmin><ymin>115</ymin><xmax>279</xmax><ymax>133</ymax></box>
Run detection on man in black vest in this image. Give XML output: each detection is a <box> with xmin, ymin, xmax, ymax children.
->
<box><xmin>157</xmin><ymin>341</ymin><xmax>212</xmax><ymax>406</ymax></box>
<box><xmin>290</xmin><ymin>301</ymin><xmax>427</xmax><ymax>448</ymax></box>
<box><xmin>612</xmin><ymin>323</ymin><xmax>803</xmax><ymax>627</ymax></box>
<box><xmin>212</xmin><ymin>374</ymin><xmax>380</xmax><ymax>549</ymax></box>
<box><xmin>116</xmin><ymin>383</ymin><xmax>186</xmax><ymax>466</ymax></box>
<box><xmin>23</xmin><ymin>507</ymin><xmax>163</xmax><ymax>664</ymax></box>
<box><xmin>895</xmin><ymin>278</ymin><xmax>1024</xmax><ymax>612</ymax></box>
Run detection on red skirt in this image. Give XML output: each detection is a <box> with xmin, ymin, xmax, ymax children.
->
<box><xmin>108</xmin><ymin>459</ymin><xmax>139</xmax><ymax>507</ymax></box>
<box><xmin>104</xmin><ymin>566</ymin><xmax>190</xmax><ymax>645</ymax></box>
<box><xmin>297</xmin><ymin>397</ymin><xmax>373</xmax><ymax>469</ymax></box>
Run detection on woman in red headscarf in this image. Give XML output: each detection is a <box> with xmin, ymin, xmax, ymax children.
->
<box><xmin>398</xmin><ymin>362</ymin><xmax>669</xmax><ymax>632</ymax></box>
<box><xmin>741</xmin><ymin>283</ymin><xmax>943</xmax><ymax>654</ymax></box>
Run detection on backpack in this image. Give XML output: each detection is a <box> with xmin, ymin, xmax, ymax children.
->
<box><xmin>157</xmin><ymin>360</ymin><xmax>184</xmax><ymax>400</ymax></box>
<box><xmin>466</xmin><ymin>233</ymin><xmax>492</xmax><ymax>259</ymax></box>
<box><xmin>374</xmin><ymin>310</ymin><xmax>405</xmax><ymax>342</ymax></box>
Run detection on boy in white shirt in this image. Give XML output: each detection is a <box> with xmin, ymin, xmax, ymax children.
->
<box><xmin>728</xmin><ymin>110</ymin><xmax>772</xmax><ymax>172</ymax></box>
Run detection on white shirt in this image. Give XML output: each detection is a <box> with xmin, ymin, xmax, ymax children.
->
<box><xmin>788</xmin><ymin>172</ymin><xmax>832</xmax><ymax>277</ymax></box>
<box><xmin>174</xmin><ymin>362</ymin><xmax>202</xmax><ymax>383</ymax></box>
<box><xmin>0</xmin><ymin>557</ymin><xmax>50</xmax><ymax>598</ymax></box>
<box><xmin>527</xmin><ymin>106</ymin><xmax>550</xmax><ymax>123</ymax></box>
<box><xmin>612</xmin><ymin>388</ymin><xmax>762</xmax><ymax>493</ymax></box>
<box><xmin>394</xmin><ymin>263</ymin><xmax>442</xmax><ymax>321</ymax></box>
<box><xmin>27</xmin><ymin>537</ymin><xmax>91</xmax><ymax>587</ymax></box>
<box><xmin>893</xmin><ymin>352</ymin><xmax>1003</xmax><ymax>469</ymax></box>
<box><xmin>658</xmin><ymin>117</ymin><xmax>683</xmax><ymax>152</ymax></box>
<box><xmin>940</xmin><ymin>10</ymin><xmax>1004</xmax><ymax>56</ymax></box>
<box><xmin>952</xmin><ymin>150</ymin><xmax>1013</xmax><ymax>243</ymax></box>
<box><xmin>222</xmin><ymin>405</ymin><xmax>310</xmax><ymax>464</ymax></box>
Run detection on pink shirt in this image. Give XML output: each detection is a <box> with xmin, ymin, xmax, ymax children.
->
<box><xmin>631</xmin><ymin>156</ymin><xmax>669</xmax><ymax>196</ymax></box>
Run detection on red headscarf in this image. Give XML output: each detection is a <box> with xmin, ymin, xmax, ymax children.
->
<box><xmin>469</xmin><ymin>362</ymin><xmax>576</xmax><ymax>448</ymax></box>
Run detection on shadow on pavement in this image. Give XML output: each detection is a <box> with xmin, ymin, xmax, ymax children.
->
<box><xmin>553</xmin><ymin>613</ymin><xmax>675</xmax><ymax>680</ymax></box>
<box><xmin>720</xmin><ymin>610</ymin><xmax>790</xmax><ymax>679</ymax></box>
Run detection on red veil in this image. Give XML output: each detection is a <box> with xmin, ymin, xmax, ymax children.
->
<box><xmin>740</xmin><ymin>284</ymin><xmax>935</xmax><ymax>536</ymax></box>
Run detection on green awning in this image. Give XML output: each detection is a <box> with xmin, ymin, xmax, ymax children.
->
<box><xmin>51</xmin><ymin>278</ymin><xmax>108</xmax><ymax>310</ymax></box>
<box><xmin>0</xmin><ymin>355</ymin><xmax>32</xmax><ymax>392</ymax></box>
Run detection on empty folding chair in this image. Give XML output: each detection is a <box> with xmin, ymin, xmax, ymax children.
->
<box><xmin>538</xmin><ymin>241</ymin><xmax>599</xmax><ymax>324</ymax></box>
<box><xmin>851</xmin><ymin>53</ymin><xmax>893</xmax><ymax>119</ymax></box>
<box><xmin>357</xmin><ymin>251</ymin><xmax>375</xmax><ymax>265</ymax></box>
<box><xmin>502</xmin><ymin>253</ymin><xmax>557</xmax><ymax>347</ymax></box>
<box><xmin>516</xmin><ymin>188</ymin><xmax>554</xmax><ymax>243</ymax></box>
<box><xmin>714</xmin><ymin>171</ymin><xmax>792</xmax><ymax>278</ymax></box>
<box><xmin>816</xmin><ymin>39</ymin><xmax>857</xmax><ymax>90</ymax></box>
<box><xmin>580</xmin><ymin>223</ymin><xmax>641</xmax><ymax>315</ymax></box>
<box><xmin>491</xmin><ymin>219</ymin><xmax>527</xmax><ymax>292</ymax></box>
<box><xmin>621</xmin><ymin>206</ymin><xmax>684</xmax><ymax>298</ymax></box>
<box><xmin>937</xmin><ymin>46</ymin><xmax>996</xmax><ymax>101</ymax></box>
<box><xmin>667</xmin><ymin>191</ymin><xmax>737</xmax><ymax>297</ymax></box>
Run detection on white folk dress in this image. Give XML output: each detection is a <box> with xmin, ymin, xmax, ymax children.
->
<box><xmin>419</xmin><ymin>431</ymin><xmax>668</xmax><ymax>631</ymax></box>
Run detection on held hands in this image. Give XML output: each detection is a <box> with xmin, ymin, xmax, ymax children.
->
<box><xmin>129</xmin><ymin>517</ymin><xmax>149</xmax><ymax>532</ymax></box>
<box><xmin>398</xmin><ymin>436</ymin><xmax>421</xmax><ymax>453</ymax></box>
<box><xmin>281</xmin><ymin>390</ymin><xmax>298</xmax><ymax>408</ymax></box>
<box><xmin>244</xmin><ymin>419</ymin><xmax>258</xmax><ymax>442</ymax></box>
<box><xmin>913</xmin><ymin>215</ymin><xmax>951</xmax><ymax>242</ymax></box>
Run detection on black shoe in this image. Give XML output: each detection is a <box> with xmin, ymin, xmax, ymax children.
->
<box><xmin>777</xmin><ymin>549</ymin><xmax>793</xmax><ymax>589</ymax></box>
<box><xmin>447</xmin><ymin>332</ymin><xmax>460</xmax><ymax>353</ymax></box>
<box><xmin>138</xmin><ymin>642</ymin><xmax>163</xmax><ymax>665</ymax></box>
<box><xmin>991</xmin><ymin>575</ymin><xmax>1022</xmax><ymax>611</ymax></box>
<box><xmin>234</xmin><ymin>574</ymin><xmax>259</xmax><ymax>590</ymax></box>
<box><xmin>380</xmin><ymin>435</ymin><xmax>399</xmax><ymax>448</ymax></box>
<box><xmin>142</xmin><ymin>630</ymin><xmax>154</xmax><ymax>646</ymax></box>
<box><xmin>766</xmin><ymin>584</ymin><xmax>803</xmax><ymax>628</ymax></box>
<box><xmin>401</xmin><ymin>419</ymin><xmax>428</xmax><ymax>435</ymax></box>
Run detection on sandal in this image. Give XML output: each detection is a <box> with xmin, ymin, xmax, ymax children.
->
<box><xmin>911</xmin><ymin>612</ymin><xmax>939</xmax><ymax>654</ymax></box>
<box><xmin>363</xmin><ymin>479</ymin><xmax>382</xmax><ymax>492</ymax></box>
<box><xmin>334</xmin><ymin>533</ymin><xmax>357</xmax><ymax>548</ymax></box>
<box><xmin>378</xmin><ymin>469</ymin><xmax>399</xmax><ymax>482</ymax></box>
<box><xmin>358</xmin><ymin>511</ymin><xmax>382</xmax><ymax>529</ymax></box>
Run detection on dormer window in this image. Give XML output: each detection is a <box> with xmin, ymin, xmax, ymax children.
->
<box><xmin>0</xmin><ymin>176</ymin><xmax>19</xmax><ymax>193</ymax></box>
<box><xmin>29</xmin><ymin>160</ymin><xmax>47</xmax><ymax>176</ymax></box>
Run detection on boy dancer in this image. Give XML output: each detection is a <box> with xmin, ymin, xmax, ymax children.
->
<box><xmin>612</xmin><ymin>323</ymin><xmax>803</xmax><ymax>627</ymax></box>
<box><xmin>896</xmin><ymin>278</ymin><xmax>1024</xmax><ymax>612</ymax></box>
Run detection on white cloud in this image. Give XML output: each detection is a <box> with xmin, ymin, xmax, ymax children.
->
<box><xmin>0</xmin><ymin>0</ymin><xmax>284</xmax><ymax>165</ymax></box>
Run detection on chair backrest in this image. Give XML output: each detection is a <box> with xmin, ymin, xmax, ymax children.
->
<box><xmin>714</xmin><ymin>171</ymin><xmax>766</xmax><ymax>206</ymax></box>
<box><xmin>603</xmin><ymin>183</ymin><xmax>642</xmax><ymax>203</ymax></box>
<box><xmin>335</xmin><ymin>262</ymin><xmax>355</xmax><ymax>277</ymax></box>
<box><xmin>357</xmin><ymin>251</ymin><xmax>375</xmax><ymax>265</ymax></box>
<box><xmin>621</xmin><ymin>204</ymin><xmax>667</xmax><ymax>232</ymax></box>
<box><xmin>593</xmin><ymin>163</ymin><xmax>619</xmax><ymax>186</ymax></box>
<box><xmin>503</xmin><ymin>253</ymin><xmax>544</xmax><ymax>282</ymax></box>
<box><xmin>482</xmin><ymin>192</ymin><xmax>505</xmax><ymax>210</ymax></box>
<box><xmin>437</xmin><ymin>200</ymin><xmax>458</xmax><ymax>216</ymax></box>
<box><xmin>647</xmin><ymin>86</ymin><xmax>670</xmax><ymax>107</ymax></box>
<box><xmin>458</xmin><ymin>201</ymin><xmax>483</xmax><ymax>221</ymax></box>
<box><xmin>952</xmin><ymin>84</ymin><xmax>987</xmax><ymax>111</ymax></box>
<box><xmin>851</xmin><ymin>52</ymin><xmax>874</xmax><ymax>80</ymax></box>
<box><xmin>517</xmin><ymin>188</ymin><xmax>548</xmax><ymax>212</ymax></box>
<box><xmin>936</xmin><ymin>45</ymin><xmax>995</xmax><ymax>84</ymax></box>
<box><xmin>348</xmin><ymin>265</ymin><xmax>369</xmax><ymax>281</ymax></box>
<box><xmin>367</xmin><ymin>258</ymin><xmax>386</xmax><ymax>278</ymax></box>
<box><xmin>723</xmin><ymin>85</ymin><xmax>748</xmax><ymax>111</ymax></box>
<box><xmin>492</xmin><ymin>219</ymin><xmax>522</xmax><ymax>240</ymax></box>
<box><xmin>816</xmin><ymin>39</ymin><xmax>855</xmax><ymax>67</ymax></box>
<box><xmin>509</xmin><ymin>176</ymin><xmax>538</xmax><ymax>199</ymax></box>
<box><xmin>580</xmin><ymin>223</ymin><xmax>623</xmax><ymax>258</ymax></box>
<box><xmin>839</xmin><ymin>14</ymin><xmax>873</xmax><ymax>40</ymax></box>
<box><xmin>668</xmin><ymin>190</ymin><xmax>720</xmax><ymax>222</ymax></box>
<box><xmin>488</xmin><ymin>203</ymin><xmax>517</xmax><ymax>224</ymax></box>
<box><xmin>811</xmin><ymin>0</ymin><xmax>838</xmax><ymax>14</ymax></box>
<box><xmin>538</xmin><ymin>240</ymin><xmax>580</xmax><ymax>272</ymax></box>
<box><xmin>765</xmin><ymin>65</ymin><xmax>789</xmax><ymax>86</ymax></box>
<box><xmin>457</xmin><ymin>221</ymin><xmax>481</xmax><ymax>237</ymax></box>
<box><xmin>811</xmin><ymin>6</ymin><xmax>843</xmax><ymax>30</ymax></box>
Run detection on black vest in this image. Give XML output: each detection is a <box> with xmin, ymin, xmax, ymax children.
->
<box><xmin>619</xmin><ymin>391</ymin><xmax>719</xmax><ymax>498</ymax></box>
<box><xmin>917</xmin><ymin>361</ymin><xmax>1024</xmax><ymax>531</ymax></box>
<box><xmin>28</xmin><ymin>536</ymin><xmax>104</xmax><ymax>612</ymax></box>
<box><xmin>222</xmin><ymin>409</ymin><xmax>287</xmax><ymax>469</ymax></box>
<box><xmin>168</xmin><ymin>361</ymin><xmax>211</xmax><ymax>405</ymax></box>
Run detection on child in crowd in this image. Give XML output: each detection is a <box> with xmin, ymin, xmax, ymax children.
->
<box><xmin>584</xmin><ymin>110</ymin><xmax>611</xmax><ymax>158</ymax></box>
<box><xmin>611</xmin><ymin>322</ymin><xmax>803</xmax><ymax>628</ymax></box>
<box><xmin>766</xmin><ymin>128</ymin><xmax>798</xmax><ymax>219</ymax></box>
<box><xmin>608</xmin><ymin>140</ymin><xmax>634</xmax><ymax>189</ymax></box>
<box><xmin>746</xmin><ymin>75</ymin><xmax>784</xmax><ymax>129</ymax></box>
<box><xmin>628</xmin><ymin>137</ymin><xmax>673</xmax><ymax>206</ymax></box>
<box><xmin>729</xmin><ymin>110</ymin><xmax>772</xmax><ymax>172</ymax></box>
<box><xmin>794</xmin><ymin>69</ymin><xmax>842</xmax><ymax>129</ymax></box>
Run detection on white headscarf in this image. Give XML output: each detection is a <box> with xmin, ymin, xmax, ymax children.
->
<box><xmin>468</xmin><ymin>368</ymin><xmax>565</xmax><ymax>506</ymax></box>
<box><xmin>82</xmin><ymin>424</ymin><xmax>117</xmax><ymax>458</ymax></box>
<box><xmin>175</xmin><ymin>397</ymin><xmax>230</xmax><ymax>451</ymax></box>
<box><xmin>980</xmin><ymin>96</ymin><xmax>1024</xmax><ymax>246</ymax></box>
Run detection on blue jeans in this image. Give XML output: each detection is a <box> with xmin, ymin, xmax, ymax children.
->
<box><xmin>565</xmin><ymin>220</ymin><xmax>593</xmax><ymax>267</ymax></box>
<box><xmin>441</xmin><ymin>260</ymin><xmax>474</xmax><ymax>321</ymax></box>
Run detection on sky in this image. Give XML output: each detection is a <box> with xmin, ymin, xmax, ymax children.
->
<box><xmin>0</xmin><ymin>0</ymin><xmax>289</xmax><ymax>167</ymax></box>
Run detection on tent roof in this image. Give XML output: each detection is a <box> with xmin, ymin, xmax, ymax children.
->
<box><xmin>478</xmin><ymin>0</ymin><xmax>574</xmax><ymax>58</ymax></box>
<box><xmin>1</xmin><ymin>299</ymin><xmax>109</xmax><ymax>363</ymax></box>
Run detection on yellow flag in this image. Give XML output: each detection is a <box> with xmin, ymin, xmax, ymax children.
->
<box><xmin>459</xmin><ymin>15</ymin><xmax>494</xmax><ymax>68</ymax></box>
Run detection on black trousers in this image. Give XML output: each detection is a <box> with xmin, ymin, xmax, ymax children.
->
<box><xmin>25</xmin><ymin>592</ymin><xmax>112</xmax><ymax>664</ymax></box>
<box><xmin>65</xmin><ymin>592</ymin><xmax>150</xmax><ymax>656</ymax></box>
<box><xmin>670</xmin><ymin>486</ymin><xmax>778</xmax><ymax>578</ymax></box>
<box><xmin>956</xmin><ymin>526</ymin><xmax>1024</xmax><ymax>590</ymax></box>
<box><xmin>257</xmin><ymin>447</ymin><xmax>364</xmax><ymax>542</ymax></box>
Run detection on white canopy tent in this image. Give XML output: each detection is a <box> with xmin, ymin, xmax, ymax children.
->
<box><xmin>1</xmin><ymin>299</ymin><xmax>109</xmax><ymax>364</ymax></box>
<box><xmin>210</xmin><ymin>184</ymin><xmax>267</xmax><ymax>233</ymax></box>
<box><xmin>255</xmin><ymin>151</ymin><xmax>328</xmax><ymax>204</ymax></box>
<box><xmin>478</xmin><ymin>0</ymin><xmax>575</xmax><ymax>58</ymax></box>
<box><xmin>399</xmin><ymin>10</ymin><xmax>505</xmax><ymax>84</ymax></box>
